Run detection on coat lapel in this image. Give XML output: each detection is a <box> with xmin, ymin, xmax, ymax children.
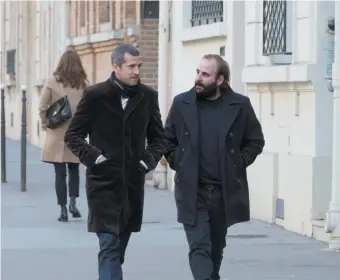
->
<box><xmin>181</xmin><ymin>89</ymin><xmax>199</xmax><ymax>149</ymax></box>
<box><xmin>218</xmin><ymin>89</ymin><xmax>241</xmax><ymax>151</ymax></box>
<box><xmin>124</xmin><ymin>92</ymin><xmax>144</xmax><ymax>121</ymax></box>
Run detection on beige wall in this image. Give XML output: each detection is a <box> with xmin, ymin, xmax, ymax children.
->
<box><xmin>1</xmin><ymin>0</ymin><xmax>160</xmax><ymax>146</ymax></box>
<box><xmin>0</xmin><ymin>1</ymin><xmax>68</xmax><ymax>146</ymax></box>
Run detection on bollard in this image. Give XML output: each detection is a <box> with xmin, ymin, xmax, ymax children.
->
<box><xmin>1</xmin><ymin>84</ymin><xmax>6</xmax><ymax>183</ymax></box>
<box><xmin>21</xmin><ymin>85</ymin><xmax>27</xmax><ymax>192</ymax></box>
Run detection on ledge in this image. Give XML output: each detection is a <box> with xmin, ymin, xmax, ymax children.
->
<box><xmin>242</xmin><ymin>64</ymin><xmax>319</xmax><ymax>84</ymax></box>
<box><xmin>181</xmin><ymin>22</ymin><xmax>227</xmax><ymax>43</ymax></box>
<box><xmin>66</xmin><ymin>29</ymin><xmax>124</xmax><ymax>47</ymax></box>
<box><xmin>5</xmin><ymin>75</ymin><xmax>16</xmax><ymax>88</ymax></box>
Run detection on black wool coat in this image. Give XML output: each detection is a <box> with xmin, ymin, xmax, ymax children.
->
<box><xmin>64</xmin><ymin>79</ymin><xmax>165</xmax><ymax>235</ymax></box>
<box><xmin>164</xmin><ymin>87</ymin><xmax>265</xmax><ymax>229</ymax></box>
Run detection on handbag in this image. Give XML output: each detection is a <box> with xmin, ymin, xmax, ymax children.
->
<box><xmin>46</xmin><ymin>83</ymin><xmax>72</xmax><ymax>129</ymax></box>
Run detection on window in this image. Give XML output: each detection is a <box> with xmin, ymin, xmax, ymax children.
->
<box><xmin>80</xmin><ymin>1</ymin><xmax>85</xmax><ymax>26</ymax></box>
<box><xmin>6</xmin><ymin>49</ymin><xmax>16</xmax><ymax>75</ymax></box>
<box><xmin>263</xmin><ymin>0</ymin><xmax>292</xmax><ymax>56</ymax></box>
<box><xmin>99</xmin><ymin>0</ymin><xmax>110</xmax><ymax>23</ymax></box>
<box><xmin>191</xmin><ymin>0</ymin><xmax>223</xmax><ymax>27</ymax></box>
<box><xmin>141</xmin><ymin>0</ymin><xmax>159</xmax><ymax>19</ymax></box>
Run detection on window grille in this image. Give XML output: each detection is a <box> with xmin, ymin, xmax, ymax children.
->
<box><xmin>263</xmin><ymin>0</ymin><xmax>292</xmax><ymax>55</ymax></box>
<box><xmin>191</xmin><ymin>1</ymin><xmax>223</xmax><ymax>27</ymax></box>
<box><xmin>141</xmin><ymin>0</ymin><xmax>159</xmax><ymax>19</ymax></box>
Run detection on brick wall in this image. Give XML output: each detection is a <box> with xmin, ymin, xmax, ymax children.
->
<box><xmin>138</xmin><ymin>19</ymin><xmax>159</xmax><ymax>90</ymax></box>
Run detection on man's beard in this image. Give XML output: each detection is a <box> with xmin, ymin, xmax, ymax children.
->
<box><xmin>195</xmin><ymin>81</ymin><xmax>218</xmax><ymax>99</ymax></box>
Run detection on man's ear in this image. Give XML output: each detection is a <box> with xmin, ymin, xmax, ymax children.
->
<box><xmin>112</xmin><ymin>64</ymin><xmax>120</xmax><ymax>73</ymax></box>
<box><xmin>216</xmin><ymin>75</ymin><xmax>224</xmax><ymax>87</ymax></box>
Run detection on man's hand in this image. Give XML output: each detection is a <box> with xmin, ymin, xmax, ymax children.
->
<box><xmin>139</xmin><ymin>160</ymin><xmax>148</xmax><ymax>172</ymax></box>
<box><xmin>95</xmin><ymin>155</ymin><xmax>108</xmax><ymax>164</ymax></box>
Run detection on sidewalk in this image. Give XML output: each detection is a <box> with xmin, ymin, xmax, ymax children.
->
<box><xmin>1</xmin><ymin>138</ymin><xmax>340</xmax><ymax>280</ymax></box>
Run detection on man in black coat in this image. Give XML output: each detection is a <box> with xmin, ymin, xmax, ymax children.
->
<box><xmin>64</xmin><ymin>44</ymin><xmax>165</xmax><ymax>280</ymax></box>
<box><xmin>164</xmin><ymin>54</ymin><xmax>265</xmax><ymax>280</ymax></box>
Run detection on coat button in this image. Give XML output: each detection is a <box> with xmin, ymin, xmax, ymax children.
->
<box><xmin>229</xmin><ymin>132</ymin><xmax>233</xmax><ymax>137</ymax></box>
<box><xmin>230</xmin><ymin>149</ymin><xmax>234</xmax><ymax>154</ymax></box>
<box><xmin>184</xmin><ymin>131</ymin><xmax>189</xmax><ymax>136</ymax></box>
<box><xmin>181</xmin><ymin>148</ymin><xmax>185</xmax><ymax>152</ymax></box>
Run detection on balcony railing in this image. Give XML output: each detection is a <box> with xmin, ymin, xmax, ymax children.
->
<box><xmin>191</xmin><ymin>0</ymin><xmax>223</xmax><ymax>27</ymax></box>
<box><xmin>263</xmin><ymin>0</ymin><xmax>292</xmax><ymax>55</ymax></box>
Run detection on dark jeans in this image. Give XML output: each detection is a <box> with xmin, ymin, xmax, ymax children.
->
<box><xmin>184</xmin><ymin>184</ymin><xmax>227</xmax><ymax>280</ymax></box>
<box><xmin>53</xmin><ymin>163</ymin><xmax>79</xmax><ymax>206</ymax></box>
<box><xmin>97</xmin><ymin>231</ymin><xmax>131</xmax><ymax>280</ymax></box>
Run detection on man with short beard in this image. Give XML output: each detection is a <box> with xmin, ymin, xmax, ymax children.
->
<box><xmin>164</xmin><ymin>54</ymin><xmax>265</xmax><ymax>280</ymax></box>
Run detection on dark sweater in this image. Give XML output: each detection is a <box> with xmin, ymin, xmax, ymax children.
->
<box><xmin>198</xmin><ymin>95</ymin><xmax>223</xmax><ymax>184</ymax></box>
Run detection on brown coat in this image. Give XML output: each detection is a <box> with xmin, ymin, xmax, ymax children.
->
<box><xmin>39</xmin><ymin>76</ymin><xmax>89</xmax><ymax>163</ymax></box>
<box><xmin>64</xmin><ymin>78</ymin><xmax>166</xmax><ymax>234</ymax></box>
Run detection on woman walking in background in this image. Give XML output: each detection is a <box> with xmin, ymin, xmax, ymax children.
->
<box><xmin>39</xmin><ymin>49</ymin><xmax>90</xmax><ymax>222</ymax></box>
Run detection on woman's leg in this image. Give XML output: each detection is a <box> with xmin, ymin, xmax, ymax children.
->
<box><xmin>53</xmin><ymin>163</ymin><xmax>68</xmax><ymax>222</ymax></box>
<box><xmin>67</xmin><ymin>163</ymin><xmax>81</xmax><ymax>218</ymax></box>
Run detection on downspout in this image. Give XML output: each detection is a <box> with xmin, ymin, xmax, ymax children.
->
<box><xmin>324</xmin><ymin>2</ymin><xmax>340</xmax><ymax>250</ymax></box>
<box><xmin>63</xmin><ymin>0</ymin><xmax>70</xmax><ymax>51</ymax></box>
<box><xmin>0</xmin><ymin>1</ymin><xmax>4</xmax><ymax>85</ymax></box>
<box><xmin>152</xmin><ymin>0</ymin><xmax>170</xmax><ymax>190</ymax></box>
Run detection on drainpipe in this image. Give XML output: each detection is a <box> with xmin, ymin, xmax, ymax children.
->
<box><xmin>324</xmin><ymin>4</ymin><xmax>340</xmax><ymax>250</ymax></box>
<box><xmin>152</xmin><ymin>0</ymin><xmax>170</xmax><ymax>190</ymax></box>
<box><xmin>0</xmin><ymin>1</ymin><xmax>4</xmax><ymax>84</ymax></box>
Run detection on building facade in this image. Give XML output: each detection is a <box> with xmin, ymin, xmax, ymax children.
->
<box><xmin>154</xmin><ymin>0</ymin><xmax>340</xmax><ymax>249</ymax></box>
<box><xmin>0</xmin><ymin>0</ymin><xmax>68</xmax><ymax>147</ymax></box>
<box><xmin>241</xmin><ymin>0</ymin><xmax>339</xmax><ymax>249</ymax></box>
<box><xmin>0</xmin><ymin>0</ymin><xmax>160</xmax><ymax>149</ymax></box>
<box><xmin>67</xmin><ymin>0</ymin><xmax>159</xmax><ymax>88</ymax></box>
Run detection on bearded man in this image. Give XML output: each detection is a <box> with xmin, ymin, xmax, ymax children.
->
<box><xmin>163</xmin><ymin>54</ymin><xmax>265</xmax><ymax>280</ymax></box>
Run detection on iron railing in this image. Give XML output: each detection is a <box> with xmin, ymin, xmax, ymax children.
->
<box><xmin>191</xmin><ymin>1</ymin><xmax>223</xmax><ymax>27</ymax></box>
<box><xmin>263</xmin><ymin>0</ymin><xmax>291</xmax><ymax>55</ymax></box>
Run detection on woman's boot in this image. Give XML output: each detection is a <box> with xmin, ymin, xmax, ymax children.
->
<box><xmin>69</xmin><ymin>197</ymin><xmax>81</xmax><ymax>218</ymax></box>
<box><xmin>58</xmin><ymin>205</ymin><xmax>68</xmax><ymax>222</ymax></box>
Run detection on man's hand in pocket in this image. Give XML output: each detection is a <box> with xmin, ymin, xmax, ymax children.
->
<box><xmin>138</xmin><ymin>160</ymin><xmax>148</xmax><ymax>172</ymax></box>
<box><xmin>95</xmin><ymin>155</ymin><xmax>108</xmax><ymax>164</ymax></box>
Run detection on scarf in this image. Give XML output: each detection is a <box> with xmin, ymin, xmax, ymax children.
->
<box><xmin>109</xmin><ymin>72</ymin><xmax>141</xmax><ymax>98</ymax></box>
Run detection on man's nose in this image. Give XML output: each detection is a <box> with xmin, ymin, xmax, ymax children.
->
<box><xmin>133</xmin><ymin>67</ymin><xmax>140</xmax><ymax>75</ymax></box>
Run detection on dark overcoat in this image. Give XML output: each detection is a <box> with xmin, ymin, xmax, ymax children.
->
<box><xmin>164</xmin><ymin>87</ymin><xmax>265</xmax><ymax>228</ymax></box>
<box><xmin>64</xmin><ymin>79</ymin><xmax>165</xmax><ymax>235</ymax></box>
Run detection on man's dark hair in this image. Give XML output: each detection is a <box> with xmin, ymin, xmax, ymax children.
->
<box><xmin>111</xmin><ymin>44</ymin><xmax>140</xmax><ymax>66</ymax></box>
<box><xmin>202</xmin><ymin>54</ymin><xmax>230</xmax><ymax>88</ymax></box>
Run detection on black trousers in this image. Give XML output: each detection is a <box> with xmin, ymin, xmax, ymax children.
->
<box><xmin>53</xmin><ymin>163</ymin><xmax>80</xmax><ymax>206</ymax></box>
<box><xmin>184</xmin><ymin>184</ymin><xmax>227</xmax><ymax>280</ymax></box>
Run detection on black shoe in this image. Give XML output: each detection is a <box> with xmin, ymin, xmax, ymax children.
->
<box><xmin>69</xmin><ymin>197</ymin><xmax>81</xmax><ymax>218</ymax></box>
<box><xmin>58</xmin><ymin>205</ymin><xmax>68</xmax><ymax>222</ymax></box>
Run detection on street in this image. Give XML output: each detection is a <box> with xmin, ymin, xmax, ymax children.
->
<box><xmin>1</xmin><ymin>139</ymin><xmax>340</xmax><ymax>280</ymax></box>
